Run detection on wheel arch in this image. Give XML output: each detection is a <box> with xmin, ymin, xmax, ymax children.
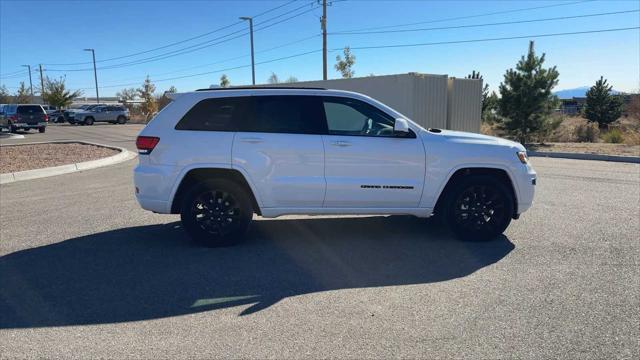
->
<box><xmin>170</xmin><ymin>167</ymin><xmax>262</xmax><ymax>215</ymax></box>
<box><xmin>433</xmin><ymin>166</ymin><xmax>519</xmax><ymax>219</ymax></box>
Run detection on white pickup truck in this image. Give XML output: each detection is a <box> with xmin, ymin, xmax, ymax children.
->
<box><xmin>134</xmin><ymin>87</ymin><xmax>536</xmax><ymax>246</ymax></box>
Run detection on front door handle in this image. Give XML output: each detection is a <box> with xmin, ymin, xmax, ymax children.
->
<box><xmin>239</xmin><ymin>137</ymin><xmax>264</xmax><ymax>144</ymax></box>
<box><xmin>331</xmin><ymin>140</ymin><xmax>352</xmax><ymax>147</ymax></box>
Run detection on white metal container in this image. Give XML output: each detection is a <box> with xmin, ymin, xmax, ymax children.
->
<box><xmin>278</xmin><ymin>73</ymin><xmax>481</xmax><ymax>132</ymax></box>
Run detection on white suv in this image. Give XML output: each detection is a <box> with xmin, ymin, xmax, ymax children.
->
<box><xmin>134</xmin><ymin>87</ymin><xmax>536</xmax><ymax>246</ymax></box>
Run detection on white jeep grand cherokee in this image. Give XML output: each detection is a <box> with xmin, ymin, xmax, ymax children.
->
<box><xmin>134</xmin><ymin>87</ymin><xmax>536</xmax><ymax>246</ymax></box>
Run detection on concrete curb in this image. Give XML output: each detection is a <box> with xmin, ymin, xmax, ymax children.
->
<box><xmin>529</xmin><ymin>151</ymin><xmax>640</xmax><ymax>164</ymax></box>
<box><xmin>0</xmin><ymin>141</ymin><xmax>137</xmax><ymax>184</ymax></box>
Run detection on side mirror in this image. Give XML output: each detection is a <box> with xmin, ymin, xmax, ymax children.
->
<box><xmin>394</xmin><ymin>118</ymin><xmax>410</xmax><ymax>134</ymax></box>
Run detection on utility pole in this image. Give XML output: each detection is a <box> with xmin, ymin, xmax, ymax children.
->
<box><xmin>21</xmin><ymin>65</ymin><xmax>34</xmax><ymax>102</ymax></box>
<box><xmin>239</xmin><ymin>16</ymin><xmax>255</xmax><ymax>85</ymax></box>
<box><xmin>321</xmin><ymin>0</ymin><xmax>327</xmax><ymax>80</ymax></box>
<box><xmin>39</xmin><ymin>64</ymin><xmax>46</xmax><ymax>104</ymax></box>
<box><xmin>84</xmin><ymin>48</ymin><xmax>100</xmax><ymax>103</ymax></box>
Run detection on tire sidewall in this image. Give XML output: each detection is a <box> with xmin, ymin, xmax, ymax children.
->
<box><xmin>180</xmin><ymin>179</ymin><xmax>253</xmax><ymax>247</ymax></box>
<box><xmin>117</xmin><ymin>116</ymin><xmax>126</xmax><ymax>124</ymax></box>
<box><xmin>84</xmin><ymin>117</ymin><xmax>94</xmax><ymax>125</ymax></box>
<box><xmin>444</xmin><ymin>175</ymin><xmax>514</xmax><ymax>241</ymax></box>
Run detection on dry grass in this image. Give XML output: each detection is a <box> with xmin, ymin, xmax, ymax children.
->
<box><xmin>527</xmin><ymin>142</ymin><xmax>640</xmax><ymax>157</ymax></box>
<box><xmin>0</xmin><ymin>143</ymin><xmax>119</xmax><ymax>173</ymax></box>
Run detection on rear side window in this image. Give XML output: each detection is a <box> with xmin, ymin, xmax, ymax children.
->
<box><xmin>245</xmin><ymin>95</ymin><xmax>325</xmax><ymax>134</ymax></box>
<box><xmin>17</xmin><ymin>105</ymin><xmax>45</xmax><ymax>114</ymax></box>
<box><xmin>176</xmin><ymin>97</ymin><xmax>249</xmax><ymax>131</ymax></box>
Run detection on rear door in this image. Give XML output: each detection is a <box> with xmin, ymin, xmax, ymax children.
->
<box><xmin>232</xmin><ymin>95</ymin><xmax>326</xmax><ymax>208</ymax></box>
<box><xmin>321</xmin><ymin>96</ymin><xmax>426</xmax><ymax>208</ymax></box>
<box><xmin>16</xmin><ymin>105</ymin><xmax>46</xmax><ymax>125</ymax></box>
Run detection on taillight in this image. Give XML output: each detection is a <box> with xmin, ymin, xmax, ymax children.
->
<box><xmin>43</xmin><ymin>114</ymin><xmax>49</xmax><ymax>122</ymax></box>
<box><xmin>136</xmin><ymin>136</ymin><xmax>160</xmax><ymax>154</ymax></box>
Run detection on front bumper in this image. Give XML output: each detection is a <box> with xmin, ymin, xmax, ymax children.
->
<box><xmin>515</xmin><ymin>163</ymin><xmax>537</xmax><ymax>214</ymax></box>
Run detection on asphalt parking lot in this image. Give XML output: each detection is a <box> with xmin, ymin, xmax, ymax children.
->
<box><xmin>0</xmin><ymin>124</ymin><xmax>638</xmax><ymax>359</ymax></box>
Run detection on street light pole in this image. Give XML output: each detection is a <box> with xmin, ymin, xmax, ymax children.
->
<box><xmin>21</xmin><ymin>65</ymin><xmax>34</xmax><ymax>102</ymax></box>
<box><xmin>84</xmin><ymin>48</ymin><xmax>100</xmax><ymax>103</ymax></box>
<box><xmin>239</xmin><ymin>16</ymin><xmax>255</xmax><ymax>85</ymax></box>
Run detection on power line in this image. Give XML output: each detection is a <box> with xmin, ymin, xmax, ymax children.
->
<box><xmin>329</xmin><ymin>9</ymin><xmax>640</xmax><ymax>35</ymax></box>
<box><xmin>94</xmin><ymin>34</ymin><xmax>321</xmax><ymax>86</ymax></box>
<box><xmin>333</xmin><ymin>0</ymin><xmax>593</xmax><ymax>33</ymax></box>
<box><xmin>336</xmin><ymin>26</ymin><xmax>640</xmax><ymax>51</ymax></box>
<box><xmin>42</xmin><ymin>0</ymin><xmax>300</xmax><ymax>66</ymax></box>
<box><xmin>76</xmin><ymin>48</ymin><xmax>322</xmax><ymax>90</ymax></box>
<box><xmin>74</xmin><ymin>26</ymin><xmax>638</xmax><ymax>92</ymax></box>
<box><xmin>45</xmin><ymin>3</ymin><xmax>319</xmax><ymax>72</ymax></box>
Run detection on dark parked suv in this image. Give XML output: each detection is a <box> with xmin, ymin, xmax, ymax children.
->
<box><xmin>0</xmin><ymin>104</ymin><xmax>48</xmax><ymax>133</ymax></box>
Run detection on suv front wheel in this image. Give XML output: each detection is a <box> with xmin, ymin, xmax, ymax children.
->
<box><xmin>443</xmin><ymin>175</ymin><xmax>514</xmax><ymax>241</ymax></box>
<box><xmin>180</xmin><ymin>179</ymin><xmax>253</xmax><ymax>247</ymax></box>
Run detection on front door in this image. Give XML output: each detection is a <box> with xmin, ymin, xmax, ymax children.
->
<box><xmin>232</xmin><ymin>95</ymin><xmax>327</xmax><ymax>208</ymax></box>
<box><xmin>321</xmin><ymin>96</ymin><xmax>426</xmax><ymax>208</ymax></box>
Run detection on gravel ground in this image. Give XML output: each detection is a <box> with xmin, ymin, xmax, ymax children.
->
<box><xmin>0</xmin><ymin>143</ymin><xmax>119</xmax><ymax>173</ymax></box>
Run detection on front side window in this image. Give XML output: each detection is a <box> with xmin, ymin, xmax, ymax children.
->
<box><xmin>175</xmin><ymin>97</ymin><xmax>248</xmax><ymax>131</ymax></box>
<box><xmin>246</xmin><ymin>95</ymin><xmax>324</xmax><ymax>135</ymax></box>
<box><xmin>323</xmin><ymin>97</ymin><xmax>401</xmax><ymax>137</ymax></box>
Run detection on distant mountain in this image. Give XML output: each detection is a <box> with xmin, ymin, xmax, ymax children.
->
<box><xmin>554</xmin><ymin>86</ymin><xmax>621</xmax><ymax>99</ymax></box>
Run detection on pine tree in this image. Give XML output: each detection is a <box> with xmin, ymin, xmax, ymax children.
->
<box><xmin>498</xmin><ymin>41</ymin><xmax>559</xmax><ymax>144</ymax></box>
<box><xmin>466</xmin><ymin>71</ymin><xmax>492</xmax><ymax>119</ymax></box>
<box><xmin>267</xmin><ymin>72</ymin><xmax>279</xmax><ymax>84</ymax></box>
<box><xmin>0</xmin><ymin>85</ymin><xmax>10</xmax><ymax>103</ymax></box>
<box><xmin>41</xmin><ymin>77</ymin><xmax>82</xmax><ymax>109</ymax></box>
<box><xmin>584</xmin><ymin>76</ymin><xmax>623</xmax><ymax>128</ymax></box>
<box><xmin>15</xmin><ymin>82</ymin><xmax>31</xmax><ymax>103</ymax></box>
<box><xmin>219</xmin><ymin>74</ymin><xmax>230</xmax><ymax>88</ymax></box>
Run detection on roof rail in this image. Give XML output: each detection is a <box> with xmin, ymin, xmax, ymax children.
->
<box><xmin>195</xmin><ymin>86</ymin><xmax>326</xmax><ymax>91</ymax></box>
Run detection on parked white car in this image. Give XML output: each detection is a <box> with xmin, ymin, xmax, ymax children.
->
<box><xmin>134</xmin><ymin>87</ymin><xmax>536</xmax><ymax>246</ymax></box>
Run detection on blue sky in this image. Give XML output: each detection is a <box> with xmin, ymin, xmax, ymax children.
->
<box><xmin>1</xmin><ymin>0</ymin><xmax>639</xmax><ymax>97</ymax></box>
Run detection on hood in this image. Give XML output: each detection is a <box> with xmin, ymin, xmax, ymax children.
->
<box><xmin>425</xmin><ymin>129</ymin><xmax>525</xmax><ymax>151</ymax></box>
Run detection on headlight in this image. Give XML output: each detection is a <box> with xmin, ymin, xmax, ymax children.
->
<box><xmin>517</xmin><ymin>151</ymin><xmax>528</xmax><ymax>164</ymax></box>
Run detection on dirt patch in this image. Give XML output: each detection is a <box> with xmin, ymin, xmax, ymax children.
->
<box><xmin>0</xmin><ymin>143</ymin><xmax>120</xmax><ymax>173</ymax></box>
<box><xmin>527</xmin><ymin>142</ymin><xmax>640</xmax><ymax>157</ymax></box>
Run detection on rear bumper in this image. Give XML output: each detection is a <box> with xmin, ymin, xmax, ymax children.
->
<box><xmin>133</xmin><ymin>162</ymin><xmax>179</xmax><ymax>214</ymax></box>
<box><xmin>11</xmin><ymin>122</ymin><xmax>46</xmax><ymax>128</ymax></box>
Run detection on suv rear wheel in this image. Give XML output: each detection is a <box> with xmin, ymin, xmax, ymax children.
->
<box><xmin>117</xmin><ymin>116</ymin><xmax>127</xmax><ymax>124</ymax></box>
<box><xmin>38</xmin><ymin>127</ymin><xmax>45</xmax><ymax>133</ymax></box>
<box><xmin>180</xmin><ymin>179</ymin><xmax>253</xmax><ymax>247</ymax></box>
<box><xmin>443</xmin><ymin>175</ymin><xmax>513</xmax><ymax>241</ymax></box>
<box><xmin>84</xmin><ymin>117</ymin><xmax>94</xmax><ymax>125</ymax></box>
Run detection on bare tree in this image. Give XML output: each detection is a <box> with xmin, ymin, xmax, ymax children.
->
<box><xmin>268</xmin><ymin>72</ymin><xmax>280</xmax><ymax>84</ymax></box>
<box><xmin>219</xmin><ymin>74</ymin><xmax>230</xmax><ymax>88</ymax></box>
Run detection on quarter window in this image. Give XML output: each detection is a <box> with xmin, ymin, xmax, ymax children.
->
<box><xmin>322</xmin><ymin>97</ymin><xmax>399</xmax><ymax>137</ymax></box>
<box><xmin>175</xmin><ymin>97</ymin><xmax>248</xmax><ymax>131</ymax></box>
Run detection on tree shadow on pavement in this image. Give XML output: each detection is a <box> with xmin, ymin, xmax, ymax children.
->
<box><xmin>0</xmin><ymin>216</ymin><xmax>514</xmax><ymax>328</ymax></box>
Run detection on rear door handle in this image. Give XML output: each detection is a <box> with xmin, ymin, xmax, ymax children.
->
<box><xmin>239</xmin><ymin>137</ymin><xmax>264</xmax><ymax>144</ymax></box>
<box><xmin>331</xmin><ymin>140</ymin><xmax>352</xmax><ymax>147</ymax></box>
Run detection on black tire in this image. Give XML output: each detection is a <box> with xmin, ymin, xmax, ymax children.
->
<box><xmin>180</xmin><ymin>179</ymin><xmax>253</xmax><ymax>247</ymax></box>
<box><xmin>10</xmin><ymin>125</ymin><xmax>17</xmax><ymax>133</ymax></box>
<box><xmin>84</xmin><ymin>117</ymin><xmax>94</xmax><ymax>125</ymax></box>
<box><xmin>116</xmin><ymin>116</ymin><xmax>127</xmax><ymax>124</ymax></box>
<box><xmin>56</xmin><ymin>116</ymin><xmax>65</xmax><ymax>123</ymax></box>
<box><xmin>443</xmin><ymin>175</ymin><xmax>513</xmax><ymax>241</ymax></box>
<box><xmin>38</xmin><ymin>127</ymin><xmax>45</xmax><ymax>133</ymax></box>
